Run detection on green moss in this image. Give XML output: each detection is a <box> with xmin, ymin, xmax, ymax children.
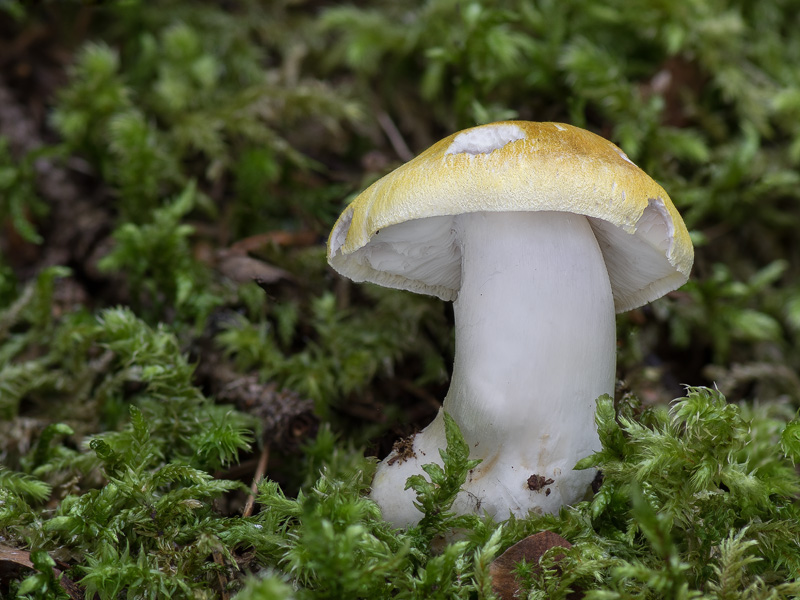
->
<box><xmin>4</xmin><ymin>0</ymin><xmax>800</xmax><ymax>596</ymax></box>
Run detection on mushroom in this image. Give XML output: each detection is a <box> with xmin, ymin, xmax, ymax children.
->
<box><xmin>327</xmin><ymin>121</ymin><xmax>693</xmax><ymax>527</ymax></box>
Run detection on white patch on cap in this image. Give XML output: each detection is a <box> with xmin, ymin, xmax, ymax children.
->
<box><xmin>553</xmin><ymin>123</ymin><xmax>567</xmax><ymax>131</ymax></box>
<box><xmin>615</xmin><ymin>148</ymin><xmax>636</xmax><ymax>166</ymax></box>
<box><xmin>329</xmin><ymin>205</ymin><xmax>353</xmax><ymax>256</ymax></box>
<box><xmin>445</xmin><ymin>123</ymin><xmax>525</xmax><ymax>156</ymax></box>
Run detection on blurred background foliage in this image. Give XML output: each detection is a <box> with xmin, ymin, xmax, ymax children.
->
<box><xmin>2</xmin><ymin>0</ymin><xmax>800</xmax><ymax>597</ymax></box>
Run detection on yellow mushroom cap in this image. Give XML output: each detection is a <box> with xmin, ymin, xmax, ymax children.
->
<box><xmin>328</xmin><ymin>121</ymin><xmax>693</xmax><ymax>312</ymax></box>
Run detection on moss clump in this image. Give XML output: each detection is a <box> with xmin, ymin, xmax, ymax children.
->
<box><xmin>2</xmin><ymin>0</ymin><xmax>800</xmax><ymax>596</ymax></box>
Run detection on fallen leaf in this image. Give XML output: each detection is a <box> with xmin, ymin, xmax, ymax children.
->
<box><xmin>0</xmin><ymin>543</ymin><xmax>82</xmax><ymax>600</ymax></box>
<box><xmin>215</xmin><ymin>250</ymin><xmax>291</xmax><ymax>285</ymax></box>
<box><xmin>489</xmin><ymin>531</ymin><xmax>580</xmax><ymax>600</ymax></box>
<box><xmin>0</xmin><ymin>543</ymin><xmax>34</xmax><ymax>570</ymax></box>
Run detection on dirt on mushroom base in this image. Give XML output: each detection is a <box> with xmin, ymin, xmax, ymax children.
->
<box><xmin>527</xmin><ymin>473</ymin><xmax>555</xmax><ymax>494</ymax></box>
<box><xmin>386</xmin><ymin>435</ymin><xmax>418</xmax><ymax>466</ymax></box>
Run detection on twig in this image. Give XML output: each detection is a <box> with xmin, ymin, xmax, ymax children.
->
<box><xmin>242</xmin><ymin>443</ymin><xmax>270</xmax><ymax>518</ymax></box>
<box><xmin>211</xmin><ymin>550</ymin><xmax>229</xmax><ymax>600</ymax></box>
<box><xmin>377</xmin><ymin>111</ymin><xmax>414</xmax><ymax>162</ymax></box>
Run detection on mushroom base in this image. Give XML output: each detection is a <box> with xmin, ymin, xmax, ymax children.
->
<box><xmin>371</xmin><ymin>211</ymin><xmax>616</xmax><ymax>527</ymax></box>
<box><xmin>372</xmin><ymin>408</ymin><xmax>601</xmax><ymax>523</ymax></box>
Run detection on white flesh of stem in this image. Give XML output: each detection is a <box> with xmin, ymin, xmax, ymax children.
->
<box><xmin>371</xmin><ymin>211</ymin><xmax>616</xmax><ymax>526</ymax></box>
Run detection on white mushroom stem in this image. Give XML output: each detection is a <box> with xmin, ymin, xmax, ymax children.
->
<box><xmin>371</xmin><ymin>210</ymin><xmax>616</xmax><ymax>526</ymax></box>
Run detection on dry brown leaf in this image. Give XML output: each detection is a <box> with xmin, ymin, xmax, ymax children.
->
<box><xmin>489</xmin><ymin>531</ymin><xmax>580</xmax><ymax>600</ymax></box>
<box><xmin>215</xmin><ymin>250</ymin><xmax>292</xmax><ymax>286</ymax></box>
<box><xmin>0</xmin><ymin>543</ymin><xmax>82</xmax><ymax>600</ymax></box>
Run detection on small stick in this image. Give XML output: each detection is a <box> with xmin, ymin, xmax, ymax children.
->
<box><xmin>242</xmin><ymin>443</ymin><xmax>270</xmax><ymax>518</ymax></box>
<box><xmin>377</xmin><ymin>111</ymin><xmax>414</xmax><ymax>162</ymax></box>
<box><xmin>212</xmin><ymin>550</ymin><xmax>229</xmax><ymax>600</ymax></box>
